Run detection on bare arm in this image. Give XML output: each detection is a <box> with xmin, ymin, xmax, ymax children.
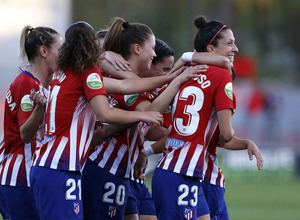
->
<box><xmin>147</xmin><ymin>65</ymin><xmax>208</xmax><ymax>114</ymax></box>
<box><xmin>20</xmin><ymin>90</ymin><xmax>46</xmax><ymax>143</ymax></box>
<box><xmin>100</xmin><ymin>51</ymin><xmax>132</xmax><ymax>72</ymax></box>
<box><xmin>216</xmin><ymin>109</ymin><xmax>235</xmax><ymax>145</ymax></box>
<box><xmin>89</xmin><ymin>94</ymin><xmax>163</xmax><ymax>125</ymax></box>
<box><xmin>222</xmin><ymin>137</ymin><xmax>264</xmax><ymax>170</ymax></box>
<box><xmin>103</xmin><ymin>73</ymin><xmax>176</xmax><ymax>95</ymax></box>
<box><xmin>100</xmin><ymin>59</ymin><xmax>138</xmax><ymax>79</ymax></box>
<box><xmin>90</xmin><ymin>123</ymin><xmax>136</xmax><ymax>149</ymax></box>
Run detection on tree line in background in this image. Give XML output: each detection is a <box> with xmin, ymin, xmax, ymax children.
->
<box><xmin>73</xmin><ymin>0</ymin><xmax>300</xmax><ymax>85</ymax></box>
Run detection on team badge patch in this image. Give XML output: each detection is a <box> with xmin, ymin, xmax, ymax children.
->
<box><xmin>124</xmin><ymin>94</ymin><xmax>139</xmax><ymax>106</ymax></box>
<box><xmin>21</xmin><ymin>95</ymin><xmax>34</xmax><ymax>112</ymax></box>
<box><xmin>87</xmin><ymin>73</ymin><xmax>103</xmax><ymax>89</ymax></box>
<box><xmin>184</xmin><ymin>208</ymin><xmax>194</xmax><ymax>220</ymax></box>
<box><xmin>224</xmin><ymin>82</ymin><xmax>233</xmax><ymax>100</ymax></box>
<box><xmin>73</xmin><ymin>202</ymin><xmax>80</xmax><ymax>215</ymax></box>
<box><xmin>108</xmin><ymin>206</ymin><xmax>117</xmax><ymax>217</ymax></box>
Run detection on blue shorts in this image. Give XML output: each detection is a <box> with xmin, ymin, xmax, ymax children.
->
<box><xmin>0</xmin><ymin>188</ymin><xmax>9</xmax><ymax>219</ymax></box>
<box><xmin>30</xmin><ymin>166</ymin><xmax>83</xmax><ymax>220</ymax></box>
<box><xmin>82</xmin><ymin>158</ymin><xmax>134</xmax><ymax>219</ymax></box>
<box><xmin>202</xmin><ymin>181</ymin><xmax>229</xmax><ymax>220</ymax></box>
<box><xmin>152</xmin><ymin>168</ymin><xmax>209</xmax><ymax>220</ymax></box>
<box><xmin>0</xmin><ymin>185</ymin><xmax>39</xmax><ymax>220</ymax></box>
<box><xmin>125</xmin><ymin>180</ymin><xmax>156</xmax><ymax>216</ymax></box>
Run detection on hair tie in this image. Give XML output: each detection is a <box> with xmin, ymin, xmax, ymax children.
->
<box><xmin>122</xmin><ymin>22</ymin><xmax>130</xmax><ymax>29</ymax></box>
<box><xmin>207</xmin><ymin>25</ymin><xmax>226</xmax><ymax>47</ymax></box>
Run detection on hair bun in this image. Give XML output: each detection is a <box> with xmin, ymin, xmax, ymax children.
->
<box><xmin>122</xmin><ymin>21</ymin><xmax>130</xmax><ymax>29</ymax></box>
<box><xmin>194</xmin><ymin>16</ymin><xmax>208</xmax><ymax>29</ymax></box>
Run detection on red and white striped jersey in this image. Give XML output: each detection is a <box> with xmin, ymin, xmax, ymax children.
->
<box><xmin>157</xmin><ymin>66</ymin><xmax>234</xmax><ymax>178</ymax></box>
<box><xmin>32</xmin><ymin>66</ymin><xmax>107</xmax><ymax>172</ymax></box>
<box><xmin>0</xmin><ymin>71</ymin><xmax>47</xmax><ymax>187</ymax></box>
<box><xmin>203</xmin><ymin>94</ymin><xmax>236</xmax><ymax>188</ymax></box>
<box><xmin>88</xmin><ymin>93</ymin><xmax>150</xmax><ymax>178</ymax></box>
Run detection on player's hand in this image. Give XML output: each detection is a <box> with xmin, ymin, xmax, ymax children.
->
<box><xmin>134</xmin><ymin>151</ymin><xmax>148</xmax><ymax>181</ymax></box>
<box><xmin>102</xmin><ymin>51</ymin><xmax>132</xmax><ymax>71</ymax></box>
<box><xmin>175</xmin><ymin>65</ymin><xmax>209</xmax><ymax>85</ymax></box>
<box><xmin>247</xmin><ymin>140</ymin><xmax>264</xmax><ymax>170</ymax></box>
<box><xmin>30</xmin><ymin>89</ymin><xmax>46</xmax><ymax>107</ymax></box>
<box><xmin>139</xmin><ymin>111</ymin><xmax>163</xmax><ymax>126</ymax></box>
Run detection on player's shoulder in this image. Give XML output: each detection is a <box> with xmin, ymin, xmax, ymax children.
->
<box><xmin>10</xmin><ymin>71</ymin><xmax>38</xmax><ymax>89</ymax></box>
<box><xmin>207</xmin><ymin>65</ymin><xmax>232</xmax><ymax>80</ymax></box>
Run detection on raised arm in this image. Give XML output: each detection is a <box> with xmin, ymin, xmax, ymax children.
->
<box><xmin>20</xmin><ymin>90</ymin><xmax>46</xmax><ymax>143</ymax></box>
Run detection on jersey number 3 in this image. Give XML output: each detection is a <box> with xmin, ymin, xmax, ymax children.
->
<box><xmin>173</xmin><ymin>86</ymin><xmax>204</xmax><ymax>136</ymax></box>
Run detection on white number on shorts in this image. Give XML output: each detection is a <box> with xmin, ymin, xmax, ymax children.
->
<box><xmin>103</xmin><ymin>182</ymin><xmax>125</xmax><ymax>205</ymax></box>
<box><xmin>173</xmin><ymin>86</ymin><xmax>204</xmax><ymax>136</ymax></box>
<box><xmin>66</xmin><ymin>178</ymin><xmax>82</xmax><ymax>200</ymax></box>
<box><xmin>177</xmin><ymin>184</ymin><xmax>198</xmax><ymax>207</ymax></box>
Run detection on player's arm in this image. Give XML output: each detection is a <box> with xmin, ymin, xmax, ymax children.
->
<box><xmin>90</xmin><ymin>123</ymin><xmax>136</xmax><ymax>148</ymax></box>
<box><xmin>103</xmin><ymin>72</ymin><xmax>177</xmax><ymax>95</ymax></box>
<box><xmin>134</xmin><ymin>136</ymin><xmax>168</xmax><ymax>180</ymax></box>
<box><xmin>221</xmin><ymin>137</ymin><xmax>264</xmax><ymax>170</ymax></box>
<box><xmin>146</xmin><ymin>65</ymin><xmax>208</xmax><ymax>114</ymax></box>
<box><xmin>20</xmin><ymin>90</ymin><xmax>46</xmax><ymax>143</ymax></box>
<box><xmin>89</xmin><ymin>94</ymin><xmax>163</xmax><ymax>125</ymax></box>
<box><xmin>100</xmin><ymin>59</ymin><xmax>138</xmax><ymax>79</ymax></box>
<box><xmin>176</xmin><ymin>51</ymin><xmax>231</xmax><ymax>71</ymax></box>
<box><xmin>100</xmin><ymin>51</ymin><xmax>133</xmax><ymax>73</ymax></box>
<box><xmin>216</xmin><ymin>109</ymin><xmax>235</xmax><ymax>145</ymax></box>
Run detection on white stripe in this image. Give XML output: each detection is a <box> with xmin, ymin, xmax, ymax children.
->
<box><xmin>161</xmin><ymin>150</ymin><xmax>175</xmax><ymax>170</ymax></box>
<box><xmin>186</xmin><ymin>144</ymin><xmax>203</xmax><ymax>176</ymax></box>
<box><xmin>78</xmin><ymin>113</ymin><xmax>90</xmax><ymax>162</ymax></box>
<box><xmin>39</xmin><ymin>138</ymin><xmax>55</xmax><ymax>166</ymax></box>
<box><xmin>210</xmin><ymin>162</ymin><xmax>218</xmax><ymax>185</ymax></box>
<box><xmin>24</xmin><ymin>143</ymin><xmax>32</xmax><ymax>186</ymax></box>
<box><xmin>89</xmin><ymin>144</ymin><xmax>104</xmax><ymax>161</ymax></box>
<box><xmin>50</xmin><ymin>136</ymin><xmax>68</xmax><ymax>169</ymax></box>
<box><xmin>220</xmin><ymin>174</ymin><xmax>225</xmax><ymax>188</ymax></box>
<box><xmin>110</xmin><ymin>144</ymin><xmax>127</xmax><ymax>175</ymax></box>
<box><xmin>173</xmin><ymin>145</ymin><xmax>189</xmax><ymax>173</ymax></box>
<box><xmin>10</xmin><ymin>155</ymin><xmax>23</xmax><ymax>186</ymax></box>
<box><xmin>125</xmin><ymin>128</ymin><xmax>138</xmax><ymax>178</ymax></box>
<box><xmin>202</xmin><ymin>153</ymin><xmax>209</xmax><ymax>178</ymax></box>
<box><xmin>99</xmin><ymin>138</ymin><xmax>117</xmax><ymax>168</ymax></box>
<box><xmin>69</xmin><ymin>114</ymin><xmax>78</xmax><ymax>171</ymax></box>
<box><xmin>1</xmin><ymin>155</ymin><xmax>13</xmax><ymax>185</ymax></box>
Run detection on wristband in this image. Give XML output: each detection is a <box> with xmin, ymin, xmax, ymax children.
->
<box><xmin>141</xmin><ymin>145</ymin><xmax>154</xmax><ymax>157</ymax></box>
<box><xmin>182</xmin><ymin>52</ymin><xmax>194</xmax><ymax>62</ymax></box>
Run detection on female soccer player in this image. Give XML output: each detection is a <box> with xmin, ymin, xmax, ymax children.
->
<box><xmin>0</xmin><ymin>25</ymin><xmax>62</xmax><ymax>220</ymax></box>
<box><xmin>151</xmin><ymin>16</ymin><xmax>238</xmax><ymax>220</ymax></box>
<box><xmin>82</xmin><ymin>17</ymin><xmax>207</xmax><ymax>220</ymax></box>
<box><xmin>29</xmin><ymin>21</ymin><xmax>177</xmax><ymax>220</ymax></box>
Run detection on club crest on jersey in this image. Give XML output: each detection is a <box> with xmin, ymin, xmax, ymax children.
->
<box><xmin>108</xmin><ymin>206</ymin><xmax>117</xmax><ymax>217</ymax></box>
<box><xmin>184</xmin><ymin>208</ymin><xmax>194</xmax><ymax>220</ymax></box>
<box><xmin>21</xmin><ymin>95</ymin><xmax>33</xmax><ymax>112</ymax></box>
<box><xmin>225</xmin><ymin>82</ymin><xmax>233</xmax><ymax>100</ymax></box>
<box><xmin>124</xmin><ymin>94</ymin><xmax>139</xmax><ymax>106</ymax></box>
<box><xmin>87</xmin><ymin>73</ymin><xmax>103</xmax><ymax>89</ymax></box>
<box><xmin>73</xmin><ymin>202</ymin><xmax>80</xmax><ymax>215</ymax></box>
<box><xmin>165</xmin><ymin>105</ymin><xmax>172</xmax><ymax>113</ymax></box>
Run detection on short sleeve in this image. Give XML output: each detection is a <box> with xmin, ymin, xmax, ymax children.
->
<box><xmin>213</xmin><ymin>69</ymin><xmax>234</xmax><ymax>112</ymax></box>
<box><xmin>83</xmin><ymin>66</ymin><xmax>107</xmax><ymax>101</ymax></box>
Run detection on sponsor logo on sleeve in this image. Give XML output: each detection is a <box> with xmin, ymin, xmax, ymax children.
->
<box><xmin>21</xmin><ymin>95</ymin><xmax>33</xmax><ymax>112</ymax></box>
<box><xmin>124</xmin><ymin>94</ymin><xmax>139</xmax><ymax>106</ymax></box>
<box><xmin>225</xmin><ymin>82</ymin><xmax>233</xmax><ymax>100</ymax></box>
<box><xmin>86</xmin><ymin>73</ymin><xmax>103</xmax><ymax>89</ymax></box>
